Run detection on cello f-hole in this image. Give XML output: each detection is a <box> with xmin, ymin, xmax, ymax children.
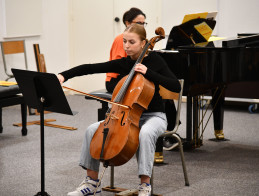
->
<box><xmin>120</xmin><ymin>111</ymin><xmax>126</xmax><ymax>126</ymax></box>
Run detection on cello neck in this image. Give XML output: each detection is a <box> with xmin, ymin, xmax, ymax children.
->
<box><xmin>113</xmin><ymin>42</ymin><xmax>151</xmax><ymax>103</ymax></box>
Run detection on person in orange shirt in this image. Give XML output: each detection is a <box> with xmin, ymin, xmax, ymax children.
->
<box><xmin>105</xmin><ymin>7</ymin><xmax>147</xmax><ymax>93</ymax></box>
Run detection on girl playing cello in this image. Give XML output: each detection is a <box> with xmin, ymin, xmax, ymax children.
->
<box><xmin>57</xmin><ymin>24</ymin><xmax>180</xmax><ymax>196</ymax></box>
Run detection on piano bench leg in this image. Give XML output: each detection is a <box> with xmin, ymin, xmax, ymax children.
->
<box><xmin>214</xmin><ymin>129</ymin><xmax>224</xmax><ymax>140</ymax></box>
<box><xmin>0</xmin><ymin>107</ymin><xmax>2</xmax><ymax>133</ymax></box>
<box><xmin>21</xmin><ymin>103</ymin><xmax>28</xmax><ymax>136</ymax></box>
<box><xmin>98</xmin><ymin>101</ymin><xmax>109</xmax><ymax>121</ymax></box>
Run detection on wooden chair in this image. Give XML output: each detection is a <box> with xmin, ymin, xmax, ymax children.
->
<box><xmin>1</xmin><ymin>40</ymin><xmax>28</xmax><ymax>81</ymax></box>
<box><xmin>32</xmin><ymin>44</ymin><xmax>76</xmax><ymax>130</ymax></box>
<box><xmin>14</xmin><ymin>44</ymin><xmax>76</xmax><ymax>131</ymax></box>
<box><xmin>0</xmin><ymin>40</ymin><xmax>28</xmax><ymax>135</ymax></box>
<box><xmin>33</xmin><ymin>44</ymin><xmax>47</xmax><ymax>73</ymax></box>
<box><xmin>113</xmin><ymin>79</ymin><xmax>189</xmax><ymax>195</ymax></box>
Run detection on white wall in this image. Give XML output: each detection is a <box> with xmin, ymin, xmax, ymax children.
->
<box><xmin>161</xmin><ymin>0</ymin><xmax>218</xmax><ymax>33</ymax></box>
<box><xmin>69</xmin><ymin>0</ymin><xmax>163</xmax><ymax>93</ymax></box>
<box><xmin>217</xmin><ymin>0</ymin><xmax>259</xmax><ymax>37</ymax></box>
<box><xmin>1</xmin><ymin>0</ymin><xmax>259</xmax><ymax>87</ymax></box>
<box><xmin>0</xmin><ymin>0</ymin><xmax>70</xmax><ymax>81</ymax></box>
<box><xmin>3</xmin><ymin>0</ymin><xmax>42</xmax><ymax>38</ymax></box>
<box><xmin>68</xmin><ymin>0</ymin><xmax>114</xmax><ymax>92</ymax></box>
<box><xmin>161</xmin><ymin>0</ymin><xmax>218</xmax><ymax>47</ymax></box>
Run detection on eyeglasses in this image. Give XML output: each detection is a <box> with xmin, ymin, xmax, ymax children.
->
<box><xmin>131</xmin><ymin>21</ymin><xmax>148</xmax><ymax>27</ymax></box>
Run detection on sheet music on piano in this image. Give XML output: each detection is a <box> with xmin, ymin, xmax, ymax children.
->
<box><xmin>182</xmin><ymin>11</ymin><xmax>218</xmax><ymax>24</ymax></box>
<box><xmin>206</xmin><ymin>11</ymin><xmax>217</xmax><ymax>20</ymax></box>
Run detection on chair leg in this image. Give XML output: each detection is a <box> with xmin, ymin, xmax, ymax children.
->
<box><xmin>151</xmin><ymin>138</ymin><xmax>190</xmax><ymax>195</ymax></box>
<box><xmin>0</xmin><ymin>107</ymin><xmax>3</xmax><ymax>133</ymax></box>
<box><xmin>173</xmin><ymin>133</ymin><xmax>190</xmax><ymax>186</ymax></box>
<box><xmin>150</xmin><ymin>167</ymin><xmax>154</xmax><ymax>195</ymax></box>
<box><xmin>21</xmin><ymin>103</ymin><xmax>28</xmax><ymax>136</ymax></box>
<box><xmin>110</xmin><ymin>165</ymin><xmax>115</xmax><ymax>188</ymax></box>
<box><xmin>102</xmin><ymin>166</ymin><xmax>129</xmax><ymax>193</ymax></box>
<box><xmin>28</xmin><ymin>106</ymin><xmax>36</xmax><ymax>115</ymax></box>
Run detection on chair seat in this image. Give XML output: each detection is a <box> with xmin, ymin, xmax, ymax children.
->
<box><xmin>0</xmin><ymin>85</ymin><xmax>27</xmax><ymax>136</ymax></box>
<box><xmin>0</xmin><ymin>85</ymin><xmax>21</xmax><ymax>99</ymax></box>
<box><xmin>85</xmin><ymin>89</ymin><xmax>112</xmax><ymax>100</ymax></box>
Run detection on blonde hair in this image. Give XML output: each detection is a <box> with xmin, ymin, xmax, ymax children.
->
<box><xmin>124</xmin><ymin>24</ymin><xmax>147</xmax><ymax>43</ymax></box>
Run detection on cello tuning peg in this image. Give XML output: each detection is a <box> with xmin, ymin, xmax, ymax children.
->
<box><xmin>155</xmin><ymin>27</ymin><xmax>165</xmax><ymax>39</ymax></box>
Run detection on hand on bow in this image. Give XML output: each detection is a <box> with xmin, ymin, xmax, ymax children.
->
<box><xmin>57</xmin><ymin>74</ymin><xmax>65</xmax><ymax>85</ymax></box>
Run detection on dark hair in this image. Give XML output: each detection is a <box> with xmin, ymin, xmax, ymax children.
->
<box><xmin>123</xmin><ymin>7</ymin><xmax>146</xmax><ymax>26</ymax></box>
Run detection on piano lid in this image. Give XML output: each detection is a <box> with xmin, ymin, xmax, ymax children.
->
<box><xmin>178</xmin><ymin>34</ymin><xmax>259</xmax><ymax>49</ymax></box>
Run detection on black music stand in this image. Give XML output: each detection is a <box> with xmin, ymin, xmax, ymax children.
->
<box><xmin>166</xmin><ymin>18</ymin><xmax>216</xmax><ymax>50</ymax></box>
<box><xmin>11</xmin><ymin>68</ymin><xmax>76</xmax><ymax>196</ymax></box>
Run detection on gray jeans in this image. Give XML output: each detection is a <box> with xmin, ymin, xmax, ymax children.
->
<box><xmin>79</xmin><ymin>112</ymin><xmax>167</xmax><ymax>178</ymax></box>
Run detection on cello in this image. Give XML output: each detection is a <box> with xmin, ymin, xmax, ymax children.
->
<box><xmin>90</xmin><ymin>27</ymin><xmax>165</xmax><ymax>167</ymax></box>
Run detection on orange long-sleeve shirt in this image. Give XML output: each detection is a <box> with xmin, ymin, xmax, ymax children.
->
<box><xmin>106</xmin><ymin>34</ymin><xmax>127</xmax><ymax>81</ymax></box>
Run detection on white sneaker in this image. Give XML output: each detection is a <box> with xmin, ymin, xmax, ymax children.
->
<box><xmin>67</xmin><ymin>176</ymin><xmax>101</xmax><ymax>196</ymax></box>
<box><xmin>138</xmin><ymin>183</ymin><xmax>151</xmax><ymax>196</ymax></box>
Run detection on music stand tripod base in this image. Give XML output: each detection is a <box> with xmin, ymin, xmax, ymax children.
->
<box><xmin>35</xmin><ymin>191</ymin><xmax>50</xmax><ymax>196</ymax></box>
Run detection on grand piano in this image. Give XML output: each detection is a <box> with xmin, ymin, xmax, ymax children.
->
<box><xmin>156</xmin><ymin>34</ymin><xmax>259</xmax><ymax>148</ymax></box>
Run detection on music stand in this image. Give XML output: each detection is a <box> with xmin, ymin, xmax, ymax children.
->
<box><xmin>166</xmin><ymin>18</ymin><xmax>216</xmax><ymax>50</ymax></box>
<box><xmin>12</xmin><ymin>68</ymin><xmax>76</xmax><ymax>196</ymax></box>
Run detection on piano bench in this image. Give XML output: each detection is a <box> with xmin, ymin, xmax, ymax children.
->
<box><xmin>0</xmin><ymin>85</ymin><xmax>27</xmax><ymax>136</ymax></box>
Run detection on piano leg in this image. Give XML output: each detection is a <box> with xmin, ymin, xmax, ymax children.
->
<box><xmin>193</xmin><ymin>96</ymin><xmax>204</xmax><ymax>147</ymax></box>
<box><xmin>184</xmin><ymin>95</ymin><xmax>202</xmax><ymax>149</ymax></box>
<box><xmin>185</xmin><ymin>96</ymin><xmax>193</xmax><ymax>148</ymax></box>
<box><xmin>211</xmin><ymin>87</ymin><xmax>225</xmax><ymax>140</ymax></box>
<box><xmin>155</xmin><ymin>138</ymin><xmax>164</xmax><ymax>163</ymax></box>
<box><xmin>185</xmin><ymin>88</ymin><xmax>226</xmax><ymax>149</ymax></box>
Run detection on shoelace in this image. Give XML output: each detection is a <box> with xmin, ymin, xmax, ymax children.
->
<box><xmin>139</xmin><ymin>188</ymin><xmax>150</xmax><ymax>193</ymax></box>
<box><xmin>76</xmin><ymin>180</ymin><xmax>87</xmax><ymax>191</ymax></box>
<box><xmin>76</xmin><ymin>179</ymin><xmax>101</xmax><ymax>191</ymax></box>
<box><xmin>138</xmin><ymin>184</ymin><xmax>151</xmax><ymax>194</ymax></box>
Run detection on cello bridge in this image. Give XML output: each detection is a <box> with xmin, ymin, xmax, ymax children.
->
<box><xmin>105</xmin><ymin>113</ymin><xmax>119</xmax><ymax>120</ymax></box>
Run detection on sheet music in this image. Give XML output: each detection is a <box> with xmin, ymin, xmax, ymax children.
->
<box><xmin>182</xmin><ymin>11</ymin><xmax>218</xmax><ymax>23</ymax></box>
<box><xmin>206</xmin><ymin>11</ymin><xmax>218</xmax><ymax>20</ymax></box>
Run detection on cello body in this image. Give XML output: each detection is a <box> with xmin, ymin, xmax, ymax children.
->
<box><xmin>90</xmin><ymin>73</ymin><xmax>154</xmax><ymax>166</ymax></box>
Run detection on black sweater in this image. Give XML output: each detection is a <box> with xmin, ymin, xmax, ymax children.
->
<box><xmin>60</xmin><ymin>51</ymin><xmax>181</xmax><ymax>113</ymax></box>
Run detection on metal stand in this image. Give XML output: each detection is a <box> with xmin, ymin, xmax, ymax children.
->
<box><xmin>34</xmin><ymin>97</ymin><xmax>50</xmax><ymax>196</ymax></box>
<box><xmin>12</xmin><ymin>68</ymin><xmax>75</xmax><ymax>196</ymax></box>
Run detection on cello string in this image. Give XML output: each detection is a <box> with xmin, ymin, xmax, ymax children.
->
<box><xmin>113</xmin><ymin>42</ymin><xmax>151</xmax><ymax>103</ymax></box>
